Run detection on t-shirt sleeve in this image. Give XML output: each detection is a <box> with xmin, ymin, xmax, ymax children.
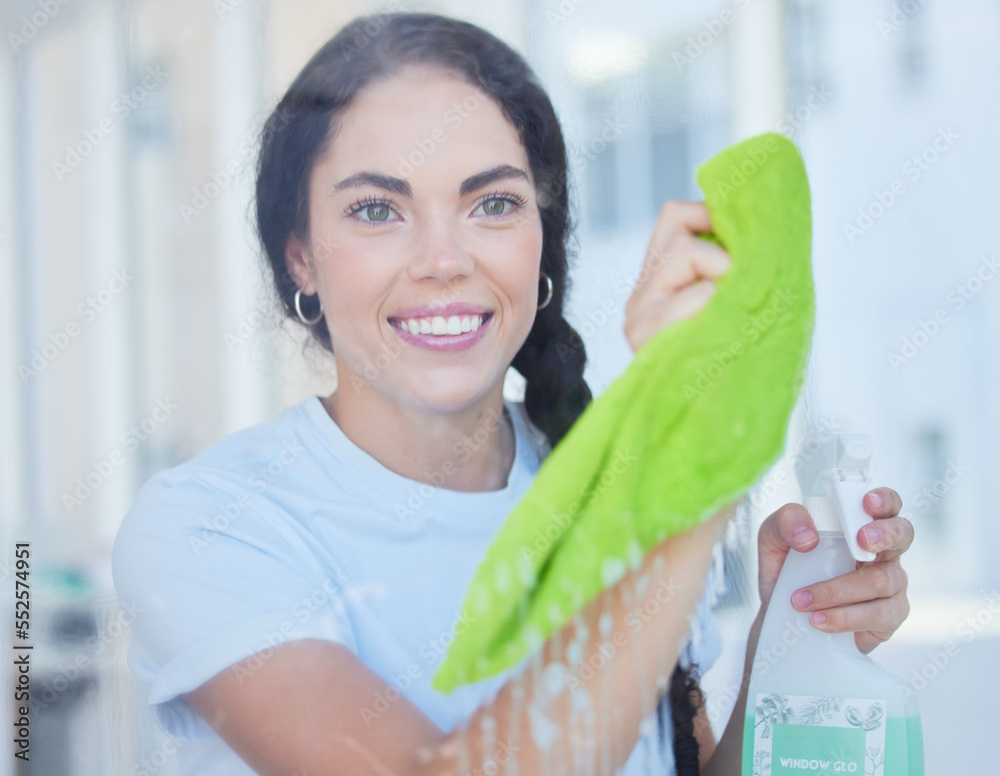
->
<box><xmin>111</xmin><ymin>470</ymin><xmax>358</xmax><ymax>742</ymax></box>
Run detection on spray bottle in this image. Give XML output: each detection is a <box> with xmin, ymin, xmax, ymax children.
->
<box><xmin>741</xmin><ymin>432</ymin><xmax>923</xmax><ymax>776</ymax></box>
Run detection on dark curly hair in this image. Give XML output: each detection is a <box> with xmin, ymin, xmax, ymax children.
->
<box><xmin>255</xmin><ymin>11</ymin><xmax>703</xmax><ymax>772</ymax></box>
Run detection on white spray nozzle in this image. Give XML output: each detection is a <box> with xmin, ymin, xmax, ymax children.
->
<box><xmin>795</xmin><ymin>432</ymin><xmax>877</xmax><ymax>562</ymax></box>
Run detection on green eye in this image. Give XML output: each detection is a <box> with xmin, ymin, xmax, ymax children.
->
<box><xmin>364</xmin><ymin>203</ymin><xmax>390</xmax><ymax>221</ymax></box>
<box><xmin>482</xmin><ymin>197</ymin><xmax>508</xmax><ymax>216</ymax></box>
<box><xmin>477</xmin><ymin>192</ymin><xmax>526</xmax><ymax>217</ymax></box>
<box><xmin>347</xmin><ymin>196</ymin><xmax>394</xmax><ymax>223</ymax></box>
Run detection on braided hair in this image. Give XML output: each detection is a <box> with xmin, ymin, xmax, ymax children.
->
<box><xmin>255</xmin><ymin>11</ymin><xmax>703</xmax><ymax>772</ymax></box>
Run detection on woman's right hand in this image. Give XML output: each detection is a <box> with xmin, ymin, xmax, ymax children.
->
<box><xmin>623</xmin><ymin>201</ymin><xmax>732</xmax><ymax>354</ymax></box>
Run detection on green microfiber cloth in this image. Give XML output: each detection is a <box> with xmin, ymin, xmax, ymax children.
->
<box><xmin>431</xmin><ymin>132</ymin><xmax>815</xmax><ymax>693</ymax></box>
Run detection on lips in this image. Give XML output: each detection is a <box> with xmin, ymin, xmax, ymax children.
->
<box><xmin>387</xmin><ymin>311</ymin><xmax>494</xmax><ymax>351</ymax></box>
<box><xmin>389</xmin><ymin>303</ymin><xmax>491</xmax><ymax>320</ymax></box>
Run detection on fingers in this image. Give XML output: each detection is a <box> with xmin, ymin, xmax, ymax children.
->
<box><xmin>660</xmin><ymin>280</ymin><xmax>718</xmax><ymax>325</ymax></box>
<box><xmin>627</xmin><ymin>281</ymin><xmax>717</xmax><ymax>349</ymax></box>
<box><xmin>789</xmin><ymin>544</ymin><xmax>910</xmax><ymax>653</ymax></box>
<box><xmin>756</xmin><ymin>503</ymin><xmax>819</xmax><ymax>605</ymax></box>
<box><xmin>624</xmin><ymin>200</ymin><xmax>734</xmax><ymax>354</ymax></box>
<box><xmin>758</xmin><ymin>503</ymin><xmax>819</xmax><ymax>554</ymax></box>
<box><xmin>625</xmin><ymin>240</ymin><xmax>729</xmax><ymax>351</ymax></box>
<box><xmin>801</xmin><ymin>596</ymin><xmax>911</xmax><ymax>654</ymax></box>
<box><xmin>863</xmin><ymin>487</ymin><xmax>903</xmax><ymax>519</ymax></box>
<box><xmin>656</xmin><ymin>239</ymin><xmax>732</xmax><ymax>293</ymax></box>
<box><xmin>858</xmin><ymin>516</ymin><xmax>915</xmax><ymax>561</ymax></box>
<box><xmin>648</xmin><ymin>200</ymin><xmax>713</xmax><ymax>247</ymax></box>
<box><xmin>791</xmin><ymin>563</ymin><xmax>908</xmax><ymax>614</ymax></box>
<box><xmin>639</xmin><ymin>236</ymin><xmax>731</xmax><ymax>299</ymax></box>
<box><xmin>755</xmin><ymin>491</ymin><xmax>914</xmax><ymax>654</ymax></box>
<box><xmin>637</xmin><ymin>201</ymin><xmax>730</xmax><ymax>293</ymax></box>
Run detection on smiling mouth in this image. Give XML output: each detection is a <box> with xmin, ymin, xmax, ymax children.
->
<box><xmin>388</xmin><ymin>312</ymin><xmax>493</xmax><ymax>336</ymax></box>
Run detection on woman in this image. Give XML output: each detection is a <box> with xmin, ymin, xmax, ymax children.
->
<box><xmin>111</xmin><ymin>12</ymin><xmax>913</xmax><ymax>775</ymax></box>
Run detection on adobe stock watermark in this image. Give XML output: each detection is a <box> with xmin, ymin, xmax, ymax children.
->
<box><xmin>345</xmin><ymin>274</ymin><xmax>477</xmax><ymax>393</ymax></box>
<box><xmin>130</xmin><ymin>735</ymin><xmax>181</xmax><ymax>776</ymax></box>
<box><xmin>895</xmin><ymin>588</ymin><xmax>1000</xmax><ymax>701</ymax></box>
<box><xmin>17</xmin><ymin>268</ymin><xmax>133</xmax><ymax>384</ymax></box>
<box><xmin>843</xmin><ymin>126</ymin><xmax>959</xmax><ymax>245</ymax></box>
<box><xmin>61</xmin><ymin>398</ymin><xmax>179</xmax><ymax>513</ymax></box>
<box><xmin>877</xmin><ymin>0</ymin><xmax>927</xmax><ymax>40</ymax></box>
<box><xmin>230</xmin><ymin>571</ymin><xmax>350</xmax><ymax>686</ymax></box>
<box><xmin>224</xmin><ymin>299</ymin><xmax>274</xmax><ymax>353</ymax></box>
<box><xmin>7</xmin><ymin>0</ymin><xmax>73</xmax><ymax>53</ymax></box>
<box><xmin>545</xmin><ymin>0</ymin><xmax>588</xmax><ymax>28</ymax></box>
<box><xmin>673</xmin><ymin>0</ymin><xmax>752</xmax><ymax>71</ymax></box>
<box><xmin>188</xmin><ymin>437</ymin><xmax>304</xmax><ymax>554</ymax></box>
<box><xmin>775</xmin><ymin>84</ymin><xmax>833</xmax><ymax>139</ymax></box>
<box><xmin>556</xmin><ymin>241</ymin><xmax>678</xmax><ymax>365</ymax></box>
<box><xmin>396</xmin><ymin>90</ymin><xmax>485</xmax><ymax>177</ymax></box>
<box><xmin>563</xmin><ymin>576</ymin><xmax>683</xmax><ymax>692</ymax></box>
<box><xmin>392</xmin><ymin>406</ymin><xmax>509</xmax><ymax>523</ymax></box>
<box><xmin>741</xmin><ymin>415</ymin><xmax>850</xmax><ymax>511</ymax></box>
<box><xmin>742</xmin><ymin>416</ymin><xmax>850</xmax><ymax>514</ymax></box>
<box><xmin>519</xmin><ymin>448</ymin><xmax>639</xmax><ymax>563</ymax></box>
<box><xmin>348</xmin><ymin>334</ymin><xmax>410</xmax><ymax>392</ymax></box>
<box><xmin>886</xmin><ymin>252</ymin><xmax>998</xmax><ymax>371</ymax></box>
<box><xmin>411</xmin><ymin>738</ymin><xmax>521</xmax><ymax>776</ymax></box>
<box><xmin>704</xmin><ymin>617</ymin><xmax>810</xmax><ymax>728</ymax></box>
<box><xmin>682</xmin><ymin>287</ymin><xmax>798</xmax><ymax>401</ymax></box>
<box><xmin>524</xmin><ymin>94</ymin><xmax>633</xmax><ymax>208</ymax></box>
<box><xmin>33</xmin><ymin>598</ymin><xmax>144</xmax><ymax>712</ymax></box>
<box><xmin>337</xmin><ymin>0</ymin><xmax>418</xmax><ymax>62</ymax></box>
<box><xmin>568</xmin><ymin>114</ymin><xmax>628</xmax><ymax>175</ymax></box>
<box><xmin>52</xmin><ymin>65</ymin><xmax>168</xmax><ymax>182</ymax></box>
<box><xmin>212</xmin><ymin>0</ymin><xmax>249</xmax><ymax>20</ymax></box>
<box><xmin>178</xmin><ymin>108</ymin><xmax>292</xmax><ymax>223</ymax></box>
<box><xmin>707</xmin><ymin>133</ymin><xmax>784</xmax><ymax>203</ymax></box>
<box><xmin>464</xmin><ymin>740</ymin><xmax>521</xmax><ymax>776</ymax></box>
<box><xmin>909</xmin><ymin>458</ymin><xmax>971</xmax><ymax>516</ymax></box>
<box><xmin>359</xmin><ymin>608</ymin><xmax>478</xmax><ymax>727</ymax></box>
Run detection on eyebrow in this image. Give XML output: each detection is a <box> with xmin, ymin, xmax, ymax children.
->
<box><xmin>458</xmin><ymin>165</ymin><xmax>530</xmax><ymax>197</ymax></box>
<box><xmin>331</xmin><ymin>164</ymin><xmax>530</xmax><ymax>199</ymax></box>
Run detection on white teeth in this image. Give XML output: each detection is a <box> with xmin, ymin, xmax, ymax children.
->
<box><xmin>395</xmin><ymin>314</ymin><xmax>487</xmax><ymax>336</ymax></box>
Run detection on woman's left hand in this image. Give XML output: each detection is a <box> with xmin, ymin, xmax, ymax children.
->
<box><xmin>756</xmin><ymin>487</ymin><xmax>913</xmax><ymax>654</ymax></box>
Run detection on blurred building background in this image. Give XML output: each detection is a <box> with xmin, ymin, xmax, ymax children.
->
<box><xmin>0</xmin><ymin>0</ymin><xmax>997</xmax><ymax>773</ymax></box>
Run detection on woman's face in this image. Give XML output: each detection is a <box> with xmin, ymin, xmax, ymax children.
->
<box><xmin>287</xmin><ymin>65</ymin><xmax>545</xmax><ymax>413</ymax></box>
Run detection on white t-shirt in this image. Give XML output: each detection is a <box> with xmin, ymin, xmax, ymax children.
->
<box><xmin>112</xmin><ymin>395</ymin><xmax>722</xmax><ymax>775</ymax></box>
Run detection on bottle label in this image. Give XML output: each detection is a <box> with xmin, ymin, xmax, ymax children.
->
<box><xmin>750</xmin><ymin>694</ymin><xmax>887</xmax><ymax>775</ymax></box>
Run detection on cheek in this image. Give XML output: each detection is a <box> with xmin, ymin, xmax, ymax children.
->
<box><xmin>314</xmin><ymin>243</ymin><xmax>396</xmax><ymax>338</ymax></box>
<box><xmin>507</xmin><ymin>226</ymin><xmax>545</xmax><ymax>295</ymax></box>
<box><xmin>328</xmin><ymin>257</ymin><xmax>391</xmax><ymax>314</ymax></box>
<box><xmin>309</xmin><ymin>223</ymin><xmax>388</xmax><ymax>304</ymax></box>
<box><xmin>477</xmin><ymin>215</ymin><xmax>543</xmax><ymax>276</ymax></box>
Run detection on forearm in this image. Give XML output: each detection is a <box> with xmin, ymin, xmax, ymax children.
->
<box><xmin>702</xmin><ymin>606</ymin><xmax>766</xmax><ymax>775</ymax></box>
<box><xmin>412</xmin><ymin>507</ymin><xmax>734</xmax><ymax>776</ymax></box>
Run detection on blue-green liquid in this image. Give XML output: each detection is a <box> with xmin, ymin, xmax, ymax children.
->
<box><xmin>742</xmin><ymin>713</ymin><xmax>924</xmax><ymax>775</ymax></box>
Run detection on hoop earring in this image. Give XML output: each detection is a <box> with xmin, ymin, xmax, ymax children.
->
<box><xmin>537</xmin><ymin>272</ymin><xmax>553</xmax><ymax>310</ymax></box>
<box><xmin>294</xmin><ymin>289</ymin><xmax>324</xmax><ymax>325</ymax></box>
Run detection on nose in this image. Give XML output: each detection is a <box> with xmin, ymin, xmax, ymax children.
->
<box><xmin>407</xmin><ymin>217</ymin><xmax>476</xmax><ymax>284</ymax></box>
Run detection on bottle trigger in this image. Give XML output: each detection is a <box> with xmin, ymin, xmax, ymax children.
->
<box><xmin>821</xmin><ymin>471</ymin><xmax>877</xmax><ymax>562</ymax></box>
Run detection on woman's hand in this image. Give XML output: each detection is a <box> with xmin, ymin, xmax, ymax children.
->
<box><xmin>623</xmin><ymin>200</ymin><xmax>732</xmax><ymax>354</ymax></box>
<box><xmin>757</xmin><ymin>487</ymin><xmax>913</xmax><ymax>653</ymax></box>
